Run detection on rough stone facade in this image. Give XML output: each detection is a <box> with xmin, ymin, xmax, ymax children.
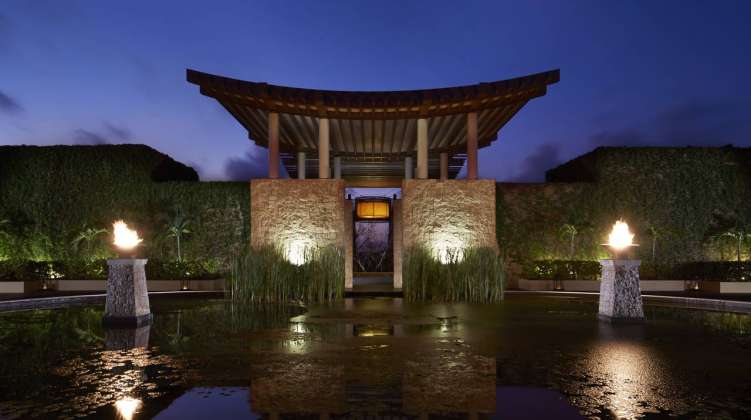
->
<box><xmin>598</xmin><ymin>259</ymin><xmax>645</xmax><ymax>322</ymax></box>
<box><xmin>250</xmin><ymin>178</ymin><xmax>348</xmax><ymax>260</ymax></box>
<box><xmin>401</xmin><ymin>179</ymin><xmax>498</xmax><ymax>255</ymax></box>
<box><xmin>104</xmin><ymin>259</ymin><xmax>151</xmax><ymax>326</ymax></box>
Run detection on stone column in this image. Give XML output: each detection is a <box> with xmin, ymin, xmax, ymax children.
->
<box><xmin>319</xmin><ymin>118</ymin><xmax>330</xmax><ymax>179</ymax></box>
<box><xmin>466</xmin><ymin>112</ymin><xmax>478</xmax><ymax>180</ymax></box>
<box><xmin>344</xmin><ymin>197</ymin><xmax>353</xmax><ymax>290</ymax></box>
<box><xmin>598</xmin><ymin>259</ymin><xmax>645</xmax><ymax>323</ymax></box>
<box><xmin>416</xmin><ymin>118</ymin><xmax>428</xmax><ymax>179</ymax></box>
<box><xmin>404</xmin><ymin>156</ymin><xmax>414</xmax><ymax>180</ymax></box>
<box><xmin>268</xmin><ymin>112</ymin><xmax>280</xmax><ymax>179</ymax></box>
<box><xmin>392</xmin><ymin>199</ymin><xmax>403</xmax><ymax>289</ymax></box>
<box><xmin>103</xmin><ymin>259</ymin><xmax>152</xmax><ymax>327</ymax></box>
<box><xmin>297</xmin><ymin>151</ymin><xmax>306</xmax><ymax>179</ymax></box>
<box><xmin>439</xmin><ymin>152</ymin><xmax>449</xmax><ymax>181</ymax></box>
<box><xmin>333</xmin><ymin>156</ymin><xmax>342</xmax><ymax>179</ymax></box>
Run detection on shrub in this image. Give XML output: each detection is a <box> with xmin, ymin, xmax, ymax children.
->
<box><xmin>0</xmin><ymin>259</ymin><xmax>222</xmax><ymax>281</ymax></box>
<box><xmin>521</xmin><ymin>260</ymin><xmax>601</xmax><ymax>280</ymax></box>
<box><xmin>228</xmin><ymin>245</ymin><xmax>344</xmax><ymax>303</ymax></box>
<box><xmin>402</xmin><ymin>246</ymin><xmax>504</xmax><ymax>303</ymax></box>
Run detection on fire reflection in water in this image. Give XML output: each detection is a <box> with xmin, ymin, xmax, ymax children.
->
<box><xmin>590</xmin><ymin>323</ymin><xmax>669</xmax><ymax>418</ymax></box>
<box><xmin>114</xmin><ymin>396</ymin><xmax>142</xmax><ymax>420</ymax></box>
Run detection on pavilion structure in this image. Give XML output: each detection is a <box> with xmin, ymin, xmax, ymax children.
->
<box><xmin>187</xmin><ymin>68</ymin><xmax>559</xmax><ymax>289</ymax></box>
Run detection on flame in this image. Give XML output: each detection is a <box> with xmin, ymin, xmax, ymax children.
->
<box><xmin>113</xmin><ymin>220</ymin><xmax>142</xmax><ymax>251</ymax></box>
<box><xmin>114</xmin><ymin>397</ymin><xmax>141</xmax><ymax>420</ymax></box>
<box><xmin>607</xmin><ymin>220</ymin><xmax>635</xmax><ymax>251</ymax></box>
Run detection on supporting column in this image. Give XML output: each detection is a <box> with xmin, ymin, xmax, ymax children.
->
<box><xmin>103</xmin><ymin>259</ymin><xmax>152</xmax><ymax>327</ymax></box>
<box><xmin>416</xmin><ymin>118</ymin><xmax>428</xmax><ymax>179</ymax></box>
<box><xmin>268</xmin><ymin>112</ymin><xmax>280</xmax><ymax>179</ymax></box>
<box><xmin>466</xmin><ymin>112</ymin><xmax>478</xmax><ymax>180</ymax></box>
<box><xmin>297</xmin><ymin>151</ymin><xmax>306</xmax><ymax>179</ymax></box>
<box><xmin>404</xmin><ymin>156</ymin><xmax>414</xmax><ymax>180</ymax></box>
<box><xmin>333</xmin><ymin>156</ymin><xmax>342</xmax><ymax>179</ymax></box>
<box><xmin>318</xmin><ymin>118</ymin><xmax>330</xmax><ymax>179</ymax></box>
<box><xmin>598</xmin><ymin>259</ymin><xmax>645</xmax><ymax>323</ymax></box>
<box><xmin>439</xmin><ymin>152</ymin><xmax>449</xmax><ymax>181</ymax></box>
<box><xmin>392</xmin><ymin>199</ymin><xmax>403</xmax><ymax>289</ymax></box>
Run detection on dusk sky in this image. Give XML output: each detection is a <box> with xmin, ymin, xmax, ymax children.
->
<box><xmin>1</xmin><ymin>1</ymin><xmax>750</xmax><ymax>181</ymax></box>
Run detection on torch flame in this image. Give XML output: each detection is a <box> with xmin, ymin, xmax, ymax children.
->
<box><xmin>113</xmin><ymin>220</ymin><xmax>142</xmax><ymax>251</ymax></box>
<box><xmin>606</xmin><ymin>220</ymin><xmax>635</xmax><ymax>251</ymax></box>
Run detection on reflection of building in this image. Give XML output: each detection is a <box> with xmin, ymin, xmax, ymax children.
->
<box><xmin>188</xmin><ymin>69</ymin><xmax>559</xmax><ymax>289</ymax></box>
<box><xmin>248</xmin><ymin>347</ymin><xmax>496</xmax><ymax>416</ymax></box>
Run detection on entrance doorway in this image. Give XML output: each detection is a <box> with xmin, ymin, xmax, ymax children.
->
<box><xmin>349</xmin><ymin>189</ymin><xmax>399</xmax><ymax>291</ymax></box>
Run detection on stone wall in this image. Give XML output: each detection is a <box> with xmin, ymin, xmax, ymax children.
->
<box><xmin>250</xmin><ymin>179</ymin><xmax>348</xmax><ymax>261</ymax></box>
<box><xmin>401</xmin><ymin>180</ymin><xmax>498</xmax><ymax>258</ymax></box>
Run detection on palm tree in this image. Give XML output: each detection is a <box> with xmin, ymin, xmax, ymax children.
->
<box><xmin>717</xmin><ymin>224</ymin><xmax>751</xmax><ymax>263</ymax></box>
<box><xmin>71</xmin><ymin>224</ymin><xmax>107</xmax><ymax>260</ymax></box>
<box><xmin>646</xmin><ymin>225</ymin><xmax>660</xmax><ymax>261</ymax></box>
<box><xmin>167</xmin><ymin>208</ymin><xmax>191</xmax><ymax>261</ymax></box>
<box><xmin>559</xmin><ymin>223</ymin><xmax>579</xmax><ymax>259</ymax></box>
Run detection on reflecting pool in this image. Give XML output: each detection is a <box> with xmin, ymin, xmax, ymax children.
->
<box><xmin>0</xmin><ymin>295</ymin><xmax>750</xmax><ymax>419</ymax></box>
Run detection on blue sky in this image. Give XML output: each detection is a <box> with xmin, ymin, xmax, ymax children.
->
<box><xmin>1</xmin><ymin>0</ymin><xmax>750</xmax><ymax>181</ymax></box>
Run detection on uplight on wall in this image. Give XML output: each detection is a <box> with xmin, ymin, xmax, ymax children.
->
<box><xmin>430</xmin><ymin>231</ymin><xmax>467</xmax><ymax>264</ymax></box>
<box><xmin>284</xmin><ymin>238</ymin><xmax>315</xmax><ymax>266</ymax></box>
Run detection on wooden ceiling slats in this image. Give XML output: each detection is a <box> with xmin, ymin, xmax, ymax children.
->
<box><xmin>435</xmin><ymin>114</ymin><xmax>462</xmax><ymax>151</ymax></box>
<box><xmin>332</xmin><ymin>119</ymin><xmax>346</xmax><ymax>153</ymax></box>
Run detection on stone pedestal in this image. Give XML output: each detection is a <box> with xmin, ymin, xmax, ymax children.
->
<box><xmin>103</xmin><ymin>259</ymin><xmax>152</xmax><ymax>327</ymax></box>
<box><xmin>598</xmin><ymin>259</ymin><xmax>645</xmax><ymax>323</ymax></box>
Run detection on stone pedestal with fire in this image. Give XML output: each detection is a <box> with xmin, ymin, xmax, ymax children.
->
<box><xmin>598</xmin><ymin>259</ymin><xmax>644</xmax><ymax>323</ymax></box>
<box><xmin>598</xmin><ymin>220</ymin><xmax>645</xmax><ymax>323</ymax></box>
<box><xmin>103</xmin><ymin>221</ymin><xmax>151</xmax><ymax>327</ymax></box>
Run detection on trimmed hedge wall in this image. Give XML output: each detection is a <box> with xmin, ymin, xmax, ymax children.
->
<box><xmin>0</xmin><ymin>145</ymin><xmax>249</xmax><ymax>267</ymax></box>
<box><xmin>498</xmin><ymin>147</ymin><xmax>751</xmax><ymax>266</ymax></box>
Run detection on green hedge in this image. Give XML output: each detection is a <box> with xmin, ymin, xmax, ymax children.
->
<box><xmin>0</xmin><ymin>145</ymin><xmax>249</xmax><ymax>267</ymax></box>
<box><xmin>499</xmin><ymin>147</ymin><xmax>751</xmax><ymax>265</ymax></box>
<box><xmin>0</xmin><ymin>259</ymin><xmax>222</xmax><ymax>281</ymax></box>
<box><xmin>520</xmin><ymin>260</ymin><xmax>751</xmax><ymax>282</ymax></box>
<box><xmin>522</xmin><ymin>260</ymin><xmax>601</xmax><ymax>280</ymax></box>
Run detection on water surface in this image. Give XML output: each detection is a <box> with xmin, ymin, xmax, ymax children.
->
<box><xmin>0</xmin><ymin>295</ymin><xmax>749</xmax><ymax>419</ymax></box>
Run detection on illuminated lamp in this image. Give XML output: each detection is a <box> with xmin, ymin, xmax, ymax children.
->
<box><xmin>356</xmin><ymin>199</ymin><xmax>390</xmax><ymax>220</ymax></box>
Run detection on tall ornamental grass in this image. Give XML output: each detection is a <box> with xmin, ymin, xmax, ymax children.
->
<box><xmin>228</xmin><ymin>245</ymin><xmax>344</xmax><ymax>303</ymax></box>
<box><xmin>403</xmin><ymin>246</ymin><xmax>505</xmax><ymax>303</ymax></box>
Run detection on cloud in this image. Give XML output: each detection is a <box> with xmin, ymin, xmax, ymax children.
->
<box><xmin>71</xmin><ymin>122</ymin><xmax>134</xmax><ymax>145</ymax></box>
<box><xmin>0</xmin><ymin>90</ymin><xmax>23</xmax><ymax>114</ymax></box>
<box><xmin>590</xmin><ymin>98</ymin><xmax>751</xmax><ymax>148</ymax></box>
<box><xmin>104</xmin><ymin>122</ymin><xmax>132</xmax><ymax>142</ymax></box>
<box><xmin>511</xmin><ymin>143</ymin><xmax>562</xmax><ymax>182</ymax></box>
<box><xmin>72</xmin><ymin>129</ymin><xmax>109</xmax><ymax>145</ymax></box>
<box><xmin>224</xmin><ymin>148</ymin><xmax>268</xmax><ymax>181</ymax></box>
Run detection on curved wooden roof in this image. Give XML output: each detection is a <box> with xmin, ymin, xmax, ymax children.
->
<box><xmin>186</xmin><ymin>67</ymin><xmax>559</xmax><ymax>158</ymax></box>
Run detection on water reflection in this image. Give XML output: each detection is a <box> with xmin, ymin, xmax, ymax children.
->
<box><xmin>0</xmin><ymin>296</ymin><xmax>750</xmax><ymax>418</ymax></box>
<box><xmin>114</xmin><ymin>396</ymin><xmax>142</xmax><ymax>420</ymax></box>
<box><xmin>105</xmin><ymin>325</ymin><xmax>151</xmax><ymax>350</ymax></box>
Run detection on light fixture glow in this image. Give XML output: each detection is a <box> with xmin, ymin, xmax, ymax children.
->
<box><xmin>285</xmin><ymin>239</ymin><xmax>310</xmax><ymax>266</ymax></box>
<box><xmin>605</xmin><ymin>220</ymin><xmax>636</xmax><ymax>251</ymax></box>
<box><xmin>114</xmin><ymin>397</ymin><xmax>142</xmax><ymax>420</ymax></box>
<box><xmin>430</xmin><ymin>232</ymin><xmax>467</xmax><ymax>264</ymax></box>
<box><xmin>113</xmin><ymin>220</ymin><xmax>143</xmax><ymax>251</ymax></box>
